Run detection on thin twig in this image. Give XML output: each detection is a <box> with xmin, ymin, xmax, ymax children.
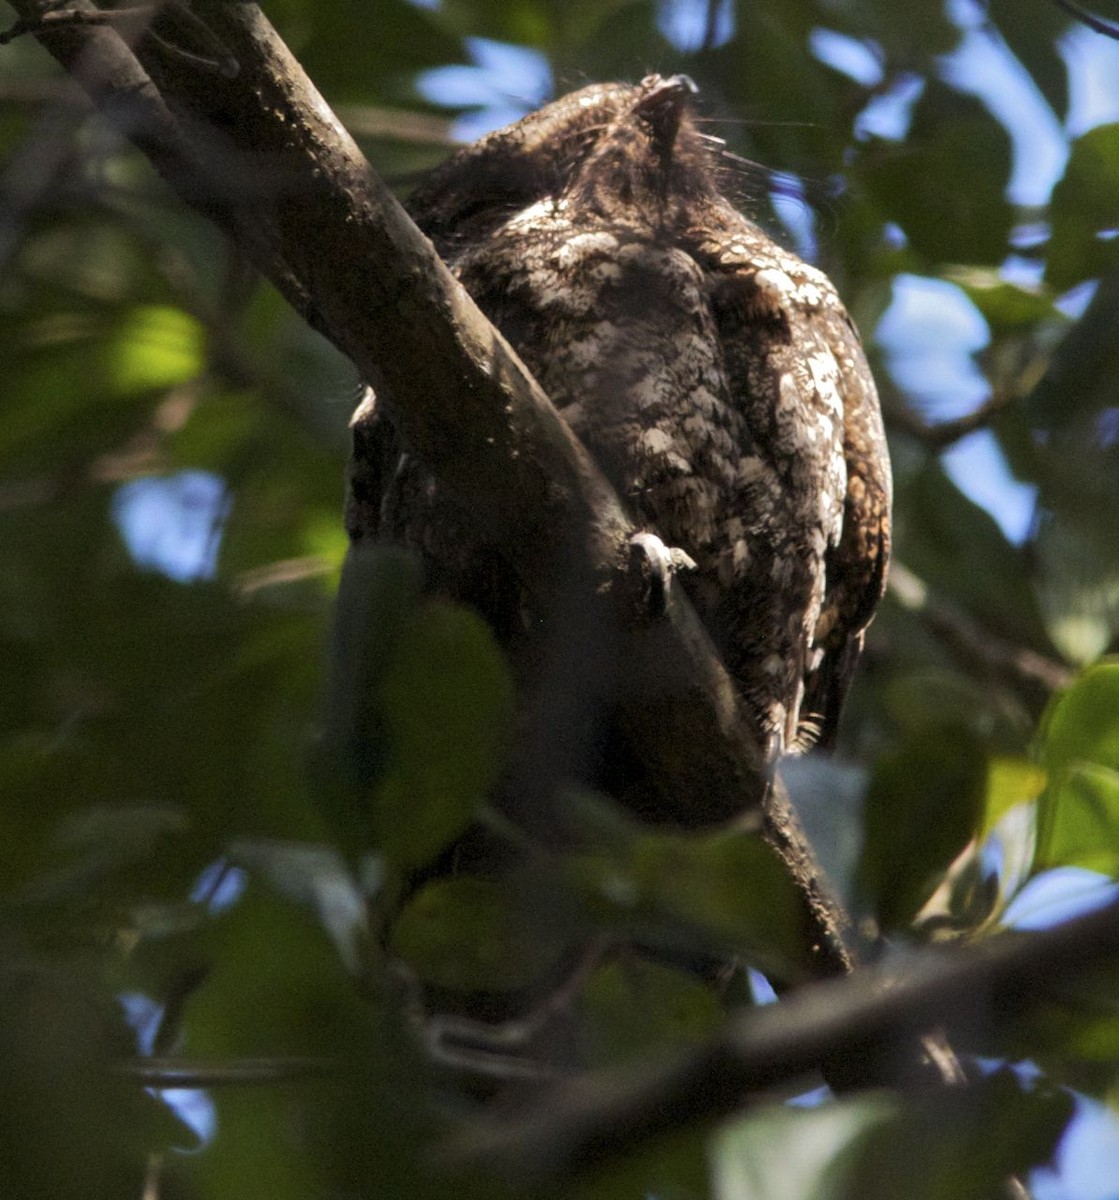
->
<box><xmin>1052</xmin><ymin>0</ymin><xmax>1119</xmax><ymax>40</ymax></box>
<box><xmin>886</xmin><ymin>387</ymin><xmax>1017</xmax><ymax>449</ymax></box>
<box><xmin>889</xmin><ymin>562</ymin><xmax>1074</xmax><ymax>693</ymax></box>
<box><xmin>118</xmin><ymin>1055</ymin><xmax>333</xmax><ymax>1088</ymax></box>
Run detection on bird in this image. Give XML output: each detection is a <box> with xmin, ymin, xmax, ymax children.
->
<box><xmin>348</xmin><ymin>74</ymin><xmax>891</xmax><ymax>765</ymax></box>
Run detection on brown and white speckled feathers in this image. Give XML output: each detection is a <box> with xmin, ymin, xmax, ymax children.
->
<box><xmin>352</xmin><ymin>75</ymin><xmax>891</xmax><ymax>758</ymax></box>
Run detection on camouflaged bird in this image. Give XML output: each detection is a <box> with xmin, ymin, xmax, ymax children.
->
<box><xmin>348</xmin><ymin>74</ymin><xmax>891</xmax><ymax>760</ymax></box>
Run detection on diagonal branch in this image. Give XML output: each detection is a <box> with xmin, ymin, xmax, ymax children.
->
<box><xmin>437</xmin><ymin>893</ymin><xmax>1119</xmax><ymax>1184</ymax></box>
<box><xmin>5</xmin><ymin>1</ymin><xmax>847</xmax><ymax>967</ymax></box>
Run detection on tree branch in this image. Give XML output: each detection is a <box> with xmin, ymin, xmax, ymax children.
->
<box><xmin>889</xmin><ymin>562</ymin><xmax>1074</xmax><ymax>693</ymax></box>
<box><xmin>884</xmin><ymin>386</ymin><xmax>1017</xmax><ymax>450</ymax></box>
<box><xmin>437</xmin><ymin>893</ymin><xmax>1119</xmax><ymax>1184</ymax></box>
<box><xmin>1051</xmin><ymin>0</ymin><xmax>1119</xmax><ymax>40</ymax></box>
<box><xmin>4</xmin><ymin>0</ymin><xmax>858</xmax><ymax>972</ymax></box>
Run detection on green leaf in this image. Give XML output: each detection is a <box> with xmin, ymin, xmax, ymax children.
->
<box><xmin>859</xmin><ymin>731</ymin><xmax>987</xmax><ymax>930</ymax></box>
<box><xmin>857</xmin><ymin>84</ymin><xmax>1013</xmax><ymax>267</ymax></box>
<box><xmin>575</xmin><ymin>1123</ymin><xmax>709</xmax><ymax>1200</ymax></box>
<box><xmin>1047</xmin><ymin>124</ymin><xmax>1119</xmax><ymax>290</ymax></box>
<box><xmin>1037</xmin><ymin>763</ymin><xmax>1119</xmax><ymax>876</ymax></box>
<box><xmin>982</xmin><ymin>756</ymin><xmax>1046</xmax><ymax>837</ymax></box>
<box><xmin>895</xmin><ymin>461</ymin><xmax>1053</xmax><ymax>654</ymax></box>
<box><xmin>849</xmin><ymin>1070</ymin><xmax>1074</xmax><ymax>1200</ymax></box>
<box><xmin>634</xmin><ymin>829</ymin><xmax>811</xmax><ymax>973</ymax></box>
<box><xmin>578</xmin><ymin>955</ymin><xmax>722</xmax><ymax>1067</ymax></box>
<box><xmin>293</xmin><ymin>0</ymin><xmax>464</xmax><ymax>103</ymax></box>
<box><xmin>374</xmin><ymin>598</ymin><xmax>514</xmax><ymax>868</ymax></box>
<box><xmin>1036</xmin><ymin>662</ymin><xmax>1119</xmax><ymax>875</ymax></box>
<box><xmin>715</xmin><ymin>1074</ymin><xmax>1071</xmax><ymax>1200</ymax></box>
<box><xmin>712</xmin><ymin>1096</ymin><xmax>899</xmax><ymax>1200</ymax></box>
<box><xmin>163</xmin><ymin>880</ymin><xmax>438</xmax><ymax>1200</ymax></box>
<box><xmin>390</xmin><ymin>876</ymin><xmax>566</xmax><ymax>992</ymax></box>
<box><xmin>102</xmin><ymin>304</ymin><xmax>205</xmax><ymax>395</ymax></box>
<box><xmin>0</xmin><ymin>959</ymin><xmax>194</xmax><ymax>1200</ymax></box>
<box><xmin>946</xmin><ymin>269</ymin><xmax>1058</xmax><ymax>335</ymax></box>
<box><xmin>568</xmin><ymin>822</ymin><xmax>813</xmax><ymax>980</ymax></box>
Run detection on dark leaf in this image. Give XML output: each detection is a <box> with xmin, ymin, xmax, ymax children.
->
<box><xmin>859</xmin><ymin>729</ymin><xmax>987</xmax><ymax>929</ymax></box>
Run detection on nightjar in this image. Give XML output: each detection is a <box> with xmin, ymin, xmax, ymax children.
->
<box><xmin>348</xmin><ymin>74</ymin><xmax>891</xmax><ymax>762</ymax></box>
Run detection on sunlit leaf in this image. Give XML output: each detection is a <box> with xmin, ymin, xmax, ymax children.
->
<box><xmin>103</xmin><ymin>305</ymin><xmax>205</xmax><ymax>395</ymax></box>
<box><xmin>1037</xmin><ymin>662</ymin><xmax>1119</xmax><ymax>875</ymax></box>
<box><xmin>712</xmin><ymin>1096</ymin><xmax>898</xmax><ymax>1200</ymax></box>
<box><xmin>1037</xmin><ymin>763</ymin><xmax>1119</xmax><ymax>877</ymax></box>
<box><xmin>982</xmin><ymin>756</ymin><xmax>1046</xmax><ymax>837</ymax></box>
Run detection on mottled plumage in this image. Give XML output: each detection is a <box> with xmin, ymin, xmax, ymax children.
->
<box><xmin>349</xmin><ymin>75</ymin><xmax>891</xmax><ymax>759</ymax></box>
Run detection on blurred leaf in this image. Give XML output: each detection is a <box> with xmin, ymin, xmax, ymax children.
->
<box><xmin>576</xmin><ymin>1123</ymin><xmax>710</xmax><ymax>1200</ymax></box>
<box><xmin>228</xmin><ymin>839</ymin><xmax>368</xmax><ymax>973</ymax></box>
<box><xmin>983</xmin><ymin>0</ymin><xmax>1070</xmax><ymax>119</ymax></box>
<box><xmin>102</xmin><ymin>304</ymin><xmax>204</xmax><ymax>395</ymax></box>
<box><xmin>316</xmin><ymin>548</ymin><xmax>514</xmax><ymax>869</ymax></box>
<box><xmin>883</xmin><ymin>667</ymin><xmax>1029</xmax><ymax>750</ymax></box>
<box><xmin>858</xmin><ymin>83</ymin><xmax>1013</xmax><ymax>266</ymax></box>
<box><xmin>895</xmin><ymin>461</ymin><xmax>1052</xmax><ymax>653</ymax></box>
<box><xmin>182</xmin><ymin>879</ymin><xmax>370</xmax><ymax>1057</ymax></box>
<box><xmin>374</xmin><ymin>599</ymin><xmax>514</xmax><ymax>868</ymax></box>
<box><xmin>0</xmin><ymin>959</ymin><xmax>190</xmax><ymax>1200</ymax></box>
<box><xmin>1036</xmin><ymin>661</ymin><xmax>1119</xmax><ymax>876</ymax></box>
<box><xmin>982</xmin><ymin>755</ymin><xmax>1046</xmax><ymax>837</ymax></box>
<box><xmin>20</xmin><ymin>802</ymin><xmax>190</xmax><ymax>906</ymax></box>
<box><xmin>1047</xmin><ymin>124</ymin><xmax>1119</xmax><ymax>291</ymax></box>
<box><xmin>712</xmin><ymin>1095</ymin><xmax>899</xmax><ymax>1200</ymax></box>
<box><xmin>569</xmin><ymin>823</ymin><xmax>814</xmax><ymax>980</ymax></box>
<box><xmin>143</xmin><ymin>874</ymin><xmax>441</xmax><ymax>1199</ymax></box>
<box><xmin>717</xmin><ymin>1072</ymin><xmax>1070</xmax><ymax>1200</ymax></box>
<box><xmin>294</xmin><ymin>0</ymin><xmax>464</xmax><ymax>103</ymax></box>
<box><xmin>578</xmin><ymin>955</ymin><xmax>722</xmax><ymax>1067</ymax></box>
<box><xmin>1026</xmin><ymin>273</ymin><xmax>1119</xmax><ymax>427</ymax></box>
<box><xmin>849</xmin><ymin>1069</ymin><xmax>1073</xmax><ymax>1200</ymax></box>
<box><xmin>640</xmin><ymin>829</ymin><xmax>812</xmax><ymax>972</ymax></box>
<box><xmin>946</xmin><ymin>269</ymin><xmax>1059</xmax><ymax>335</ymax></box>
<box><xmin>390</xmin><ymin>876</ymin><xmax>567</xmax><ymax>992</ymax></box>
<box><xmin>859</xmin><ymin>730</ymin><xmax>987</xmax><ymax>929</ymax></box>
<box><xmin>992</xmin><ymin>955</ymin><xmax>1119</xmax><ymax>1098</ymax></box>
<box><xmin>315</xmin><ymin>545</ymin><xmax>425</xmax><ymax>833</ymax></box>
<box><xmin>1033</xmin><ymin>516</ymin><xmax>1119</xmax><ymax>666</ymax></box>
<box><xmin>859</xmin><ymin>0</ymin><xmax>961</xmax><ymax>58</ymax></box>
